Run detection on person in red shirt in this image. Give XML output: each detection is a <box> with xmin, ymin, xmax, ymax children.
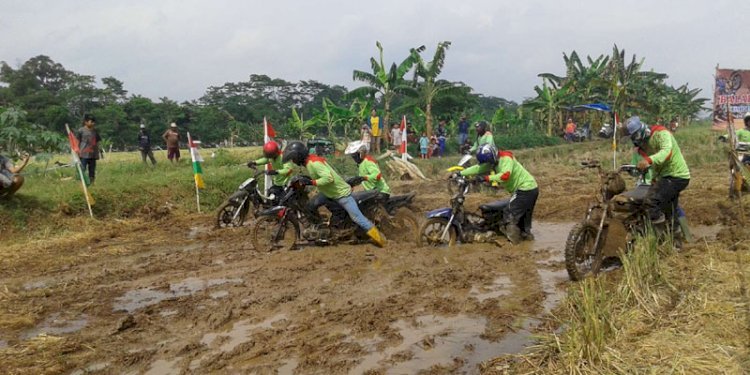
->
<box><xmin>564</xmin><ymin>118</ymin><xmax>577</xmax><ymax>142</ymax></box>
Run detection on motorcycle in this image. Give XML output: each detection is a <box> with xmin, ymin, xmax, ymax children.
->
<box><xmin>215</xmin><ymin>168</ymin><xmax>277</xmax><ymax>228</ymax></box>
<box><xmin>569</xmin><ymin>124</ymin><xmax>592</xmax><ymax>142</ymax></box>
<box><xmin>418</xmin><ymin>175</ymin><xmax>512</xmax><ymax>247</ymax></box>
<box><xmin>250</xmin><ymin>177</ymin><xmax>418</xmax><ymax>251</ymax></box>
<box><xmin>564</xmin><ymin>161</ymin><xmax>689</xmax><ymax>281</ymax></box>
<box><xmin>598</xmin><ymin>123</ymin><xmax>614</xmax><ymax>139</ymax></box>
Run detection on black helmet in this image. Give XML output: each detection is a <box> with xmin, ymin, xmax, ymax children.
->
<box><xmin>475</xmin><ymin>121</ymin><xmax>488</xmax><ymax>136</ymax></box>
<box><xmin>282</xmin><ymin>141</ymin><xmax>309</xmax><ymax>166</ymax></box>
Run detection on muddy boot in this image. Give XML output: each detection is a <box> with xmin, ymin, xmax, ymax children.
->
<box><xmin>503</xmin><ymin>224</ymin><xmax>522</xmax><ymax>245</ymax></box>
<box><xmin>651</xmin><ymin>215</ymin><xmax>668</xmax><ymax>242</ymax></box>
<box><xmin>521</xmin><ymin>231</ymin><xmax>535</xmax><ymax>241</ymax></box>
<box><xmin>366</xmin><ymin>227</ymin><xmax>387</xmax><ymax>248</ymax></box>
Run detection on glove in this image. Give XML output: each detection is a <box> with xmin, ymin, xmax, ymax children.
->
<box><xmin>636</xmin><ymin>159</ymin><xmax>650</xmax><ymax>171</ymax></box>
<box><xmin>473</xmin><ymin>175</ymin><xmax>488</xmax><ymax>184</ymax></box>
<box><xmin>265</xmin><ymin>170</ymin><xmax>279</xmax><ymax>176</ymax></box>
<box><xmin>346</xmin><ymin>176</ymin><xmax>365</xmax><ymax>187</ymax></box>
<box><xmin>246</xmin><ymin>160</ymin><xmax>257</xmax><ymax>168</ymax></box>
<box><xmin>291</xmin><ymin>175</ymin><xmax>313</xmax><ymax>187</ymax></box>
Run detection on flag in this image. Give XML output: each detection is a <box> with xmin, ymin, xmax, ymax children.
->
<box><xmin>399</xmin><ymin>115</ymin><xmax>407</xmax><ymax>157</ymax></box>
<box><xmin>263</xmin><ymin>117</ymin><xmax>273</xmax><ymax>196</ymax></box>
<box><xmin>265</xmin><ymin>119</ymin><xmax>276</xmax><ymax>138</ymax></box>
<box><xmin>188</xmin><ymin>132</ymin><xmax>205</xmax><ymax>189</ymax></box>
<box><xmin>65</xmin><ymin>124</ymin><xmax>95</xmax><ymax>210</ymax></box>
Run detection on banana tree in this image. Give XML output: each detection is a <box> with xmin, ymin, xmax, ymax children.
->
<box><xmin>351</xmin><ymin>41</ymin><xmax>425</xmax><ymax>132</ymax></box>
<box><xmin>287</xmin><ymin>107</ymin><xmax>315</xmax><ymax>140</ymax></box>
<box><xmin>524</xmin><ymin>79</ymin><xmax>572</xmax><ymax>136</ymax></box>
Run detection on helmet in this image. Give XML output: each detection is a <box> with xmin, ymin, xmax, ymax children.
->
<box><xmin>262</xmin><ymin>141</ymin><xmax>280</xmax><ymax>159</ymax></box>
<box><xmin>626</xmin><ymin>116</ymin><xmax>650</xmax><ymax>146</ymax></box>
<box><xmin>344</xmin><ymin>140</ymin><xmax>368</xmax><ymax>164</ymax></box>
<box><xmin>475</xmin><ymin>121</ymin><xmax>488</xmax><ymax>136</ymax></box>
<box><xmin>476</xmin><ymin>144</ymin><xmax>498</xmax><ymax>165</ymax></box>
<box><xmin>282</xmin><ymin>141</ymin><xmax>309</xmax><ymax>166</ymax></box>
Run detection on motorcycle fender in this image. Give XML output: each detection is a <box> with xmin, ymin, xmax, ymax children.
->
<box><xmin>228</xmin><ymin>190</ymin><xmax>249</xmax><ymax>204</ymax></box>
<box><xmin>446</xmin><ymin>166</ymin><xmax>464</xmax><ymax>173</ymax></box>
<box><xmin>425</xmin><ymin>207</ymin><xmax>453</xmax><ymax>219</ymax></box>
<box><xmin>257</xmin><ymin>206</ymin><xmax>285</xmax><ymax>217</ymax></box>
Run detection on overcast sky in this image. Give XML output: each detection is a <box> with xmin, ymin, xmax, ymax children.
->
<box><xmin>2</xmin><ymin>0</ymin><xmax>748</xmax><ymax>104</ymax></box>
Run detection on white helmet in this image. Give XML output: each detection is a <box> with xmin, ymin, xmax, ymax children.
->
<box><xmin>345</xmin><ymin>140</ymin><xmax>368</xmax><ymax>155</ymax></box>
<box><xmin>744</xmin><ymin>112</ymin><xmax>750</xmax><ymax>121</ymax></box>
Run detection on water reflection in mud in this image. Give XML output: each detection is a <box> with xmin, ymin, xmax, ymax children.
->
<box><xmin>113</xmin><ymin>277</ymin><xmax>243</xmax><ymax>313</ymax></box>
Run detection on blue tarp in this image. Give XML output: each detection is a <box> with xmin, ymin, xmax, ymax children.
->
<box><xmin>567</xmin><ymin>103</ymin><xmax>612</xmax><ymax>112</ymax></box>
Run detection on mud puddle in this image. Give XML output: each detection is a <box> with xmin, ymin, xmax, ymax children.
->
<box><xmin>469</xmin><ymin>275</ymin><xmax>513</xmax><ymax>302</ymax></box>
<box><xmin>113</xmin><ymin>277</ymin><xmax>243</xmax><ymax>313</ymax></box>
<box><xmin>21</xmin><ymin>313</ymin><xmax>88</xmax><ymax>340</ymax></box>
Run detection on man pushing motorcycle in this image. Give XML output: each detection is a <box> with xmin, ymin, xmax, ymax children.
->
<box><xmin>247</xmin><ymin>141</ymin><xmax>294</xmax><ymax>204</ymax></box>
<box><xmin>458</xmin><ymin>144</ymin><xmax>539</xmax><ymax>244</ymax></box>
<box><xmin>626</xmin><ymin>116</ymin><xmax>690</xmax><ymax>237</ymax></box>
<box><xmin>344</xmin><ymin>140</ymin><xmax>391</xmax><ymax>196</ymax></box>
<box><xmin>282</xmin><ymin>141</ymin><xmax>387</xmax><ymax>247</ymax></box>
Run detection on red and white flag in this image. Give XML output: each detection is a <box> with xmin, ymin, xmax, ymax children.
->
<box><xmin>400</xmin><ymin>115</ymin><xmax>408</xmax><ymax>160</ymax></box>
<box><xmin>263</xmin><ymin>117</ymin><xmax>274</xmax><ymax>196</ymax></box>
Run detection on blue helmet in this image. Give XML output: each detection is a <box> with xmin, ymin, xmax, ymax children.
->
<box><xmin>476</xmin><ymin>144</ymin><xmax>498</xmax><ymax>165</ymax></box>
<box><xmin>626</xmin><ymin>116</ymin><xmax>650</xmax><ymax>146</ymax></box>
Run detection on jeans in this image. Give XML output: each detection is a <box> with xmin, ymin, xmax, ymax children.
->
<box><xmin>504</xmin><ymin>188</ymin><xmax>539</xmax><ymax>234</ymax></box>
<box><xmin>336</xmin><ymin>194</ymin><xmax>374</xmax><ymax>231</ymax></box>
<box><xmin>458</xmin><ymin>133</ymin><xmax>468</xmax><ymax>148</ymax></box>
<box><xmin>80</xmin><ymin>158</ymin><xmax>97</xmax><ymax>182</ymax></box>
<box><xmin>438</xmin><ymin>137</ymin><xmax>446</xmax><ymax>156</ymax></box>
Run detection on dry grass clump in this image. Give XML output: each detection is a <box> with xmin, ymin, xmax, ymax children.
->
<box><xmin>485</xmin><ymin>234</ymin><xmax>750</xmax><ymax>374</ymax></box>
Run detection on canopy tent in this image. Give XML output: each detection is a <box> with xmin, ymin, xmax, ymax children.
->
<box><xmin>566</xmin><ymin>103</ymin><xmax>612</xmax><ymax>112</ymax></box>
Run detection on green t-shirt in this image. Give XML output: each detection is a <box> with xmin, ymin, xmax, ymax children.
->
<box><xmin>254</xmin><ymin>155</ymin><xmax>295</xmax><ymax>187</ymax></box>
<box><xmin>306</xmin><ymin>155</ymin><xmax>352</xmax><ymax>199</ymax></box>
<box><xmin>461</xmin><ymin>151</ymin><xmax>537</xmax><ymax>193</ymax></box>
<box><xmin>358</xmin><ymin>156</ymin><xmax>390</xmax><ymax>194</ymax></box>
<box><xmin>469</xmin><ymin>132</ymin><xmax>495</xmax><ymax>153</ymax></box>
<box><xmin>641</xmin><ymin>126</ymin><xmax>690</xmax><ymax>179</ymax></box>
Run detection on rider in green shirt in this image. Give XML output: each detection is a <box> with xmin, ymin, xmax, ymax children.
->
<box><xmin>459</xmin><ymin>144</ymin><xmax>539</xmax><ymax>244</ymax></box>
<box><xmin>282</xmin><ymin>141</ymin><xmax>386</xmax><ymax>247</ymax></box>
<box><xmin>247</xmin><ymin>141</ymin><xmax>295</xmax><ymax>203</ymax></box>
<box><xmin>344</xmin><ymin>141</ymin><xmax>391</xmax><ymax>195</ymax></box>
<box><xmin>469</xmin><ymin>121</ymin><xmax>496</xmax><ymax>153</ymax></box>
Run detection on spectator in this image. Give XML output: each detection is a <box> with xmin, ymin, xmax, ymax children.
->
<box><xmin>428</xmin><ymin>135</ymin><xmax>438</xmax><ymax>158</ymax></box>
<box><xmin>76</xmin><ymin>114</ymin><xmax>101</xmax><ymax>184</ymax></box>
<box><xmin>360</xmin><ymin>124</ymin><xmax>372</xmax><ymax>151</ymax></box>
<box><xmin>0</xmin><ymin>153</ymin><xmax>30</xmax><ymax>197</ymax></box>
<box><xmin>436</xmin><ymin>120</ymin><xmax>447</xmax><ymax>157</ymax></box>
<box><xmin>390</xmin><ymin>123</ymin><xmax>401</xmax><ymax>151</ymax></box>
<box><xmin>367</xmin><ymin>109</ymin><xmax>383</xmax><ymax>153</ymax></box>
<box><xmin>162</xmin><ymin>122</ymin><xmax>181</xmax><ymax>163</ymax></box>
<box><xmin>137</xmin><ymin>124</ymin><xmax>157</xmax><ymax>166</ymax></box>
<box><xmin>564</xmin><ymin>118</ymin><xmax>577</xmax><ymax>142</ymax></box>
<box><xmin>419</xmin><ymin>132</ymin><xmax>429</xmax><ymax>159</ymax></box>
<box><xmin>457</xmin><ymin>115</ymin><xmax>470</xmax><ymax>148</ymax></box>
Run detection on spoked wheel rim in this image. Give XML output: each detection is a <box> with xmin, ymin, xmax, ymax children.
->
<box><xmin>251</xmin><ymin>216</ymin><xmax>297</xmax><ymax>252</ymax></box>
<box><xmin>565</xmin><ymin>223</ymin><xmax>604</xmax><ymax>281</ymax></box>
<box><xmin>217</xmin><ymin>202</ymin><xmax>245</xmax><ymax>228</ymax></box>
<box><xmin>418</xmin><ymin>218</ymin><xmax>457</xmax><ymax>247</ymax></box>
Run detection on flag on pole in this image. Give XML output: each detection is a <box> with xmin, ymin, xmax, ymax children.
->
<box><xmin>612</xmin><ymin>112</ymin><xmax>619</xmax><ymax>169</ymax></box>
<box><xmin>188</xmin><ymin>132</ymin><xmax>205</xmax><ymax>189</ymax></box>
<box><xmin>400</xmin><ymin>115</ymin><xmax>408</xmax><ymax>160</ymax></box>
<box><xmin>263</xmin><ymin>117</ymin><xmax>274</xmax><ymax>196</ymax></box>
<box><xmin>65</xmin><ymin>124</ymin><xmax>95</xmax><ymax>216</ymax></box>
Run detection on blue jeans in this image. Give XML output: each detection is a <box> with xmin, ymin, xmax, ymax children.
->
<box><xmin>336</xmin><ymin>194</ymin><xmax>374</xmax><ymax>231</ymax></box>
<box><xmin>458</xmin><ymin>133</ymin><xmax>468</xmax><ymax>148</ymax></box>
<box><xmin>438</xmin><ymin>137</ymin><xmax>446</xmax><ymax>156</ymax></box>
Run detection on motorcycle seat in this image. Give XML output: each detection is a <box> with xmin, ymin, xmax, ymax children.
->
<box><xmin>388</xmin><ymin>192</ymin><xmax>416</xmax><ymax>205</ymax></box>
<box><xmin>617</xmin><ymin>185</ymin><xmax>650</xmax><ymax>203</ymax></box>
<box><xmin>352</xmin><ymin>190</ymin><xmax>383</xmax><ymax>205</ymax></box>
<box><xmin>480</xmin><ymin>198</ymin><xmax>511</xmax><ymax>212</ymax></box>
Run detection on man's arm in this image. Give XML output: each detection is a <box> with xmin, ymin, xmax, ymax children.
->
<box><xmin>488</xmin><ymin>157</ymin><xmax>512</xmax><ymax>183</ymax></box>
<box><xmin>308</xmin><ymin>162</ymin><xmax>333</xmax><ymax>186</ymax></box>
<box><xmin>459</xmin><ymin>164</ymin><xmax>491</xmax><ymax>177</ymax></box>
<box><xmin>361</xmin><ymin>160</ymin><xmax>382</xmax><ymax>181</ymax></box>
<box><xmin>277</xmin><ymin>161</ymin><xmax>294</xmax><ymax>176</ymax></box>
<box><xmin>646</xmin><ymin>132</ymin><xmax>673</xmax><ymax>167</ymax></box>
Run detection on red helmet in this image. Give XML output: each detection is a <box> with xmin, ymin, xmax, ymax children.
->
<box><xmin>263</xmin><ymin>141</ymin><xmax>280</xmax><ymax>158</ymax></box>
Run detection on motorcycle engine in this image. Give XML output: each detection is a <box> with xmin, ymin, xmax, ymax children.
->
<box><xmin>302</xmin><ymin>224</ymin><xmax>331</xmax><ymax>241</ymax></box>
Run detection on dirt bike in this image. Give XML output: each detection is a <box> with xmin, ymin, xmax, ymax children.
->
<box><xmin>215</xmin><ymin>168</ymin><xmax>277</xmax><ymax>228</ymax></box>
<box><xmin>564</xmin><ymin>161</ymin><xmax>690</xmax><ymax>281</ymax></box>
<box><xmin>727</xmin><ymin>141</ymin><xmax>750</xmax><ymax>199</ymax></box>
<box><xmin>446</xmin><ymin>154</ymin><xmax>500</xmax><ymax>196</ymax></box>
<box><xmin>250</xmin><ymin>177</ymin><xmax>418</xmax><ymax>251</ymax></box>
<box><xmin>418</xmin><ymin>174</ymin><xmax>511</xmax><ymax>247</ymax></box>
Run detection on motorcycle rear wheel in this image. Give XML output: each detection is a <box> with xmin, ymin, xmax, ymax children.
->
<box><xmin>251</xmin><ymin>216</ymin><xmax>297</xmax><ymax>252</ymax></box>
<box><xmin>417</xmin><ymin>217</ymin><xmax>457</xmax><ymax>247</ymax></box>
<box><xmin>564</xmin><ymin>222</ymin><xmax>605</xmax><ymax>281</ymax></box>
<box><xmin>379</xmin><ymin>207</ymin><xmax>420</xmax><ymax>243</ymax></box>
<box><xmin>216</xmin><ymin>200</ymin><xmax>248</xmax><ymax>228</ymax></box>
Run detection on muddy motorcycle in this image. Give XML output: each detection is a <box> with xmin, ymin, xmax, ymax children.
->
<box><xmin>418</xmin><ymin>175</ymin><xmax>511</xmax><ymax>247</ymax></box>
<box><xmin>216</xmin><ymin>168</ymin><xmax>277</xmax><ymax>228</ymax></box>
<box><xmin>446</xmin><ymin>154</ymin><xmax>500</xmax><ymax>196</ymax></box>
<box><xmin>251</xmin><ymin>177</ymin><xmax>418</xmax><ymax>251</ymax></box>
<box><xmin>564</xmin><ymin>161</ymin><xmax>689</xmax><ymax>281</ymax></box>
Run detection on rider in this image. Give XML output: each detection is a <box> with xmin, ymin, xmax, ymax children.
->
<box><xmin>459</xmin><ymin>144</ymin><xmax>539</xmax><ymax>244</ymax></box>
<box><xmin>626</xmin><ymin>116</ymin><xmax>690</xmax><ymax>234</ymax></box>
<box><xmin>247</xmin><ymin>141</ymin><xmax>294</xmax><ymax>203</ymax></box>
<box><xmin>469</xmin><ymin>121</ymin><xmax>495</xmax><ymax>153</ymax></box>
<box><xmin>282</xmin><ymin>141</ymin><xmax>386</xmax><ymax>247</ymax></box>
<box><xmin>344</xmin><ymin>140</ymin><xmax>391</xmax><ymax>196</ymax></box>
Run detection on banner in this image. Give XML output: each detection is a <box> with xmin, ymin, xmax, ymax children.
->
<box><xmin>713</xmin><ymin>68</ymin><xmax>750</xmax><ymax>130</ymax></box>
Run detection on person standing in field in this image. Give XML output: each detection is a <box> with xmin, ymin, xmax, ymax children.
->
<box><xmin>162</xmin><ymin>122</ymin><xmax>181</xmax><ymax>163</ymax></box>
<box><xmin>564</xmin><ymin>118</ymin><xmax>577</xmax><ymax>142</ymax></box>
<box><xmin>457</xmin><ymin>115</ymin><xmax>470</xmax><ymax>149</ymax></box>
<box><xmin>367</xmin><ymin>109</ymin><xmax>382</xmax><ymax>153</ymax></box>
<box><xmin>419</xmin><ymin>132</ymin><xmax>429</xmax><ymax>159</ymax></box>
<box><xmin>137</xmin><ymin>124</ymin><xmax>157</xmax><ymax>166</ymax></box>
<box><xmin>390</xmin><ymin>123</ymin><xmax>401</xmax><ymax>151</ymax></box>
<box><xmin>435</xmin><ymin>120</ymin><xmax>447</xmax><ymax>157</ymax></box>
<box><xmin>360</xmin><ymin>124</ymin><xmax>372</xmax><ymax>151</ymax></box>
<box><xmin>0</xmin><ymin>153</ymin><xmax>30</xmax><ymax>197</ymax></box>
<box><xmin>76</xmin><ymin>114</ymin><xmax>102</xmax><ymax>184</ymax></box>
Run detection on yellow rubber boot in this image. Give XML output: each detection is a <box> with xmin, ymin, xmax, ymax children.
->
<box><xmin>366</xmin><ymin>227</ymin><xmax>387</xmax><ymax>248</ymax></box>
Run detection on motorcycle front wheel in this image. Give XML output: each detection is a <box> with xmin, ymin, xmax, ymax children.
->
<box><xmin>417</xmin><ymin>217</ymin><xmax>457</xmax><ymax>247</ymax></box>
<box><xmin>564</xmin><ymin>222</ymin><xmax>605</xmax><ymax>281</ymax></box>
<box><xmin>216</xmin><ymin>200</ymin><xmax>248</xmax><ymax>228</ymax></box>
<box><xmin>251</xmin><ymin>216</ymin><xmax>298</xmax><ymax>252</ymax></box>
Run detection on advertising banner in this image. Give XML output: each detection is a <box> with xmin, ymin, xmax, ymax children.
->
<box><xmin>713</xmin><ymin>69</ymin><xmax>750</xmax><ymax>129</ymax></box>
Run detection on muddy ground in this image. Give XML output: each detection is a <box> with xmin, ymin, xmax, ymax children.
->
<box><xmin>0</xmin><ymin>161</ymin><xmax>731</xmax><ymax>375</ymax></box>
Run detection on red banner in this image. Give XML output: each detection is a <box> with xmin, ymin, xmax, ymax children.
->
<box><xmin>713</xmin><ymin>68</ymin><xmax>750</xmax><ymax>130</ymax></box>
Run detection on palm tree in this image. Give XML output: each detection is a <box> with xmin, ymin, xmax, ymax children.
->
<box><xmin>351</xmin><ymin>42</ymin><xmax>425</xmax><ymax>131</ymax></box>
<box><xmin>409</xmin><ymin>41</ymin><xmax>468</xmax><ymax>136</ymax></box>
